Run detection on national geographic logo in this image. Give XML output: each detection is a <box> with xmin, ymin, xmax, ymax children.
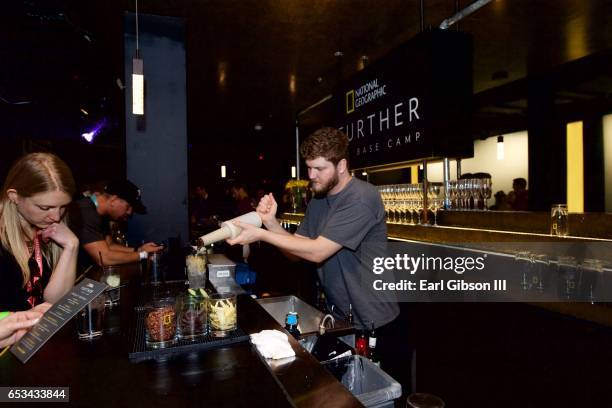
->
<box><xmin>344</xmin><ymin>79</ymin><xmax>387</xmax><ymax>115</ymax></box>
<box><xmin>346</xmin><ymin>90</ymin><xmax>355</xmax><ymax>114</ymax></box>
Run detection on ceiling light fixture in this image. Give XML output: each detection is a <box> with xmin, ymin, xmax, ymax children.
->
<box><xmin>497</xmin><ymin>136</ymin><xmax>505</xmax><ymax>160</ymax></box>
<box><xmin>132</xmin><ymin>0</ymin><xmax>144</xmax><ymax>115</ymax></box>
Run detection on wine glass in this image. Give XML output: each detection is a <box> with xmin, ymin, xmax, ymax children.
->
<box><xmin>481</xmin><ymin>178</ymin><xmax>492</xmax><ymax>210</ymax></box>
<box><xmin>427</xmin><ymin>184</ymin><xmax>442</xmax><ymax>226</ymax></box>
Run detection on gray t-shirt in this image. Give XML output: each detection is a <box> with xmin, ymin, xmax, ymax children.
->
<box><xmin>297</xmin><ymin>178</ymin><xmax>399</xmax><ymax>329</ymax></box>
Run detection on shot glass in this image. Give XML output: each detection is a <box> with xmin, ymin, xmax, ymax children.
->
<box><xmin>101</xmin><ymin>266</ymin><xmax>121</xmax><ymax>307</ymax></box>
<box><xmin>208</xmin><ymin>293</ymin><xmax>237</xmax><ymax>337</ymax></box>
<box><xmin>77</xmin><ymin>294</ymin><xmax>106</xmax><ymax>340</ymax></box>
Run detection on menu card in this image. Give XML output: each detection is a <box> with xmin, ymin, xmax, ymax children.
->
<box><xmin>10</xmin><ymin>278</ymin><xmax>107</xmax><ymax>364</ymax></box>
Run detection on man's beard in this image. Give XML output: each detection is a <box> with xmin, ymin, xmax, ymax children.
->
<box><xmin>310</xmin><ymin>171</ymin><xmax>339</xmax><ymax>198</ymax></box>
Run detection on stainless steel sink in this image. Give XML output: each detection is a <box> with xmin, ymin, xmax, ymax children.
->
<box><xmin>256</xmin><ymin>295</ymin><xmax>355</xmax><ymax>358</ymax></box>
<box><xmin>256</xmin><ymin>295</ymin><xmax>327</xmax><ymax>337</ymax></box>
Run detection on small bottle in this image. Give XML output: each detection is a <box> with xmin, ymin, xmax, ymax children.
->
<box><xmin>368</xmin><ymin>323</ymin><xmax>380</xmax><ymax>367</ymax></box>
<box><xmin>347</xmin><ymin>303</ymin><xmax>353</xmax><ymax>325</ymax></box>
<box><xmin>355</xmin><ymin>330</ymin><xmax>368</xmax><ymax>357</ymax></box>
<box><xmin>285</xmin><ymin>312</ymin><xmax>301</xmax><ymax>339</ymax></box>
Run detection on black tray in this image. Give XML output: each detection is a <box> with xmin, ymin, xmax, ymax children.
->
<box><xmin>128</xmin><ymin>306</ymin><xmax>249</xmax><ymax>363</ymax></box>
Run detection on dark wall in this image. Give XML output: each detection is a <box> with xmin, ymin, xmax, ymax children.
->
<box><xmin>124</xmin><ymin>13</ymin><xmax>188</xmax><ymax>244</ymax></box>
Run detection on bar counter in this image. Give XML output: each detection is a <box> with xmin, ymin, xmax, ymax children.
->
<box><xmin>280</xmin><ymin>212</ymin><xmax>612</xmax><ymax>327</ymax></box>
<box><xmin>0</xmin><ymin>267</ymin><xmax>363</xmax><ymax>408</ymax></box>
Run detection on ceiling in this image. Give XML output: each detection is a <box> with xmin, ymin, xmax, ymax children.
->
<box><xmin>2</xmin><ymin>0</ymin><xmax>612</xmax><ymax>184</ymax></box>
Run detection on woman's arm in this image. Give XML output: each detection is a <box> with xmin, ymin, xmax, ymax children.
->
<box><xmin>40</xmin><ymin>223</ymin><xmax>78</xmax><ymax>303</ymax></box>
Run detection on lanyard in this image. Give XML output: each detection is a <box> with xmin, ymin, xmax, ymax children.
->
<box><xmin>25</xmin><ymin>233</ymin><xmax>44</xmax><ymax>307</ymax></box>
<box><xmin>90</xmin><ymin>194</ymin><xmax>99</xmax><ymax>208</ymax></box>
<box><xmin>32</xmin><ymin>233</ymin><xmax>43</xmax><ymax>278</ymax></box>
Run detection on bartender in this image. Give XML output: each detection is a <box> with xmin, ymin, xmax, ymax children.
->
<box><xmin>228</xmin><ymin>127</ymin><xmax>409</xmax><ymax>389</ymax></box>
<box><xmin>69</xmin><ymin>179</ymin><xmax>162</xmax><ymax>267</ymax></box>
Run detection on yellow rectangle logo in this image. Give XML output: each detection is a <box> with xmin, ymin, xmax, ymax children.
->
<box><xmin>346</xmin><ymin>90</ymin><xmax>355</xmax><ymax>114</ymax></box>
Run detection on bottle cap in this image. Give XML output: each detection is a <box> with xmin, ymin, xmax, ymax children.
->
<box><xmin>286</xmin><ymin>312</ymin><xmax>298</xmax><ymax>325</ymax></box>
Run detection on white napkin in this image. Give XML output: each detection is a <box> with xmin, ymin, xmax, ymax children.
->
<box><xmin>250</xmin><ymin>329</ymin><xmax>296</xmax><ymax>360</ymax></box>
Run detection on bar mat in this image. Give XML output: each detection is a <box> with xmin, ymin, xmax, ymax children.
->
<box><xmin>128</xmin><ymin>307</ymin><xmax>250</xmax><ymax>363</ymax></box>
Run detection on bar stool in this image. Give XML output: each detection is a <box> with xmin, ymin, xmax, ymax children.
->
<box><xmin>406</xmin><ymin>393</ymin><xmax>445</xmax><ymax>408</ymax></box>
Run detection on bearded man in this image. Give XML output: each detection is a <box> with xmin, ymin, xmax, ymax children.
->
<box><xmin>228</xmin><ymin>128</ymin><xmax>408</xmax><ymax>392</ymax></box>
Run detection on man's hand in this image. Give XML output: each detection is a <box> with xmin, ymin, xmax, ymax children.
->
<box><xmin>138</xmin><ymin>242</ymin><xmax>163</xmax><ymax>253</ymax></box>
<box><xmin>256</xmin><ymin>193</ymin><xmax>278</xmax><ymax>225</ymax></box>
<box><xmin>226</xmin><ymin>221</ymin><xmax>263</xmax><ymax>246</ymax></box>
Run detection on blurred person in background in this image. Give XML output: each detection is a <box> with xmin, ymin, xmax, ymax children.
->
<box><xmin>69</xmin><ymin>179</ymin><xmax>162</xmax><ymax>267</ymax></box>
<box><xmin>507</xmin><ymin>177</ymin><xmax>529</xmax><ymax>211</ymax></box>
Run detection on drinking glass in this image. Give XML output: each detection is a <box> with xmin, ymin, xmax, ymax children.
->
<box><xmin>531</xmin><ymin>253</ymin><xmax>549</xmax><ymax>294</ymax></box>
<box><xmin>427</xmin><ymin>184</ymin><xmax>442</xmax><ymax>226</ymax></box>
<box><xmin>457</xmin><ymin>180</ymin><xmax>466</xmax><ymax>209</ymax></box>
<box><xmin>145</xmin><ymin>298</ymin><xmax>177</xmax><ymax>349</ymax></box>
<box><xmin>515</xmin><ymin>251</ymin><xmax>532</xmax><ymax>291</ymax></box>
<box><xmin>550</xmin><ymin>204</ymin><xmax>569</xmax><ymax>237</ymax></box>
<box><xmin>579</xmin><ymin>259</ymin><xmax>604</xmax><ymax>304</ymax></box>
<box><xmin>472</xmin><ymin>179</ymin><xmax>482</xmax><ymax>210</ymax></box>
<box><xmin>482</xmin><ymin>178</ymin><xmax>492</xmax><ymax>210</ymax></box>
<box><xmin>101</xmin><ymin>266</ymin><xmax>121</xmax><ymax>307</ymax></box>
<box><xmin>177</xmin><ymin>293</ymin><xmax>207</xmax><ymax>340</ymax></box>
<box><xmin>557</xmin><ymin>256</ymin><xmax>577</xmax><ymax>300</ymax></box>
<box><xmin>448</xmin><ymin>180</ymin><xmax>458</xmax><ymax>209</ymax></box>
<box><xmin>77</xmin><ymin>294</ymin><xmax>106</xmax><ymax>340</ymax></box>
<box><xmin>208</xmin><ymin>293</ymin><xmax>237</xmax><ymax>337</ymax></box>
<box><xmin>186</xmin><ymin>253</ymin><xmax>207</xmax><ymax>289</ymax></box>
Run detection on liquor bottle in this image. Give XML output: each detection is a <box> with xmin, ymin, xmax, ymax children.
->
<box><xmin>285</xmin><ymin>312</ymin><xmax>301</xmax><ymax>339</ymax></box>
<box><xmin>368</xmin><ymin>323</ymin><xmax>380</xmax><ymax>367</ymax></box>
<box><xmin>355</xmin><ymin>330</ymin><xmax>368</xmax><ymax>357</ymax></box>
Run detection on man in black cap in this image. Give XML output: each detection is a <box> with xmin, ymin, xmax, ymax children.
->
<box><xmin>69</xmin><ymin>179</ymin><xmax>163</xmax><ymax>267</ymax></box>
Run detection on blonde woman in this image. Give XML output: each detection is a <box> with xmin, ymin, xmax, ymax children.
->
<box><xmin>0</xmin><ymin>153</ymin><xmax>78</xmax><ymax>311</ymax></box>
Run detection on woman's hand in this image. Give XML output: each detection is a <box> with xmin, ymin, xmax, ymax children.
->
<box><xmin>256</xmin><ymin>193</ymin><xmax>278</xmax><ymax>225</ymax></box>
<box><xmin>39</xmin><ymin>223</ymin><xmax>78</xmax><ymax>250</ymax></box>
<box><xmin>0</xmin><ymin>310</ymin><xmax>43</xmax><ymax>348</ymax></box>
<box><xmin>32</xmin><ymin>302</ymin><xmax>52</xmax><ymax>315</ymax></box>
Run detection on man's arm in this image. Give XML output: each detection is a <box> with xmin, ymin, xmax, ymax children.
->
<box><xmin>227</xmin><ymin>222</ymin><xmax>342</xmax><ymax>264</ymax></box>
<box><xmin>106</xmin><ymin>236</ymin><xmax>135</xmax><ymax>253</ymax></box>
<box><xmin>83</xmin><ymin>240</ymin><xmax>141</xmax><ymax>266</ymax></box>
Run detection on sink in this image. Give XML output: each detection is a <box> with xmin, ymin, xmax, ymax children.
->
<box><xmin>256</xmin><ymin>295</ymin><xmax>328</xmax><ymax>337</ymax></box>
<box><xmin>256</xmin><ymin>295</ymin><xmax>355</xmax><ymax>360</ymax></box>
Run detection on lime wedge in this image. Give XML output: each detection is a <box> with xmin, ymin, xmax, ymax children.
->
<box><xmin>188</xmin><ymin>288</ymin><xmax>197</xmax><ymax>297</ymax></box>
<box><xmin>199</xmin><ymin>288</ymin><xmax>209</xmax><ymax>298</ymax></box>
<box><xmin>106</xmin><ymin>275</ymin><xmax>120</xmax><ymax>288</ymax></box>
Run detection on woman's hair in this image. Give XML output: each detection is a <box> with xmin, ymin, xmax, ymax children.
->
<box><xmin>300</xmin><ymin>127</ymin><xmax>349</xmax><ymax>166</ymax></box>
<box><xmin>0</xmin><ymin>153</ymin><xmax>76</xmax><ymax>285</ymax></box>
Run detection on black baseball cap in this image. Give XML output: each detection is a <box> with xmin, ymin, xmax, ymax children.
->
<box><xmin>104</xmin><ymin>179</ymin><xmax>147</xmax><ymax>214</ymax></box>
